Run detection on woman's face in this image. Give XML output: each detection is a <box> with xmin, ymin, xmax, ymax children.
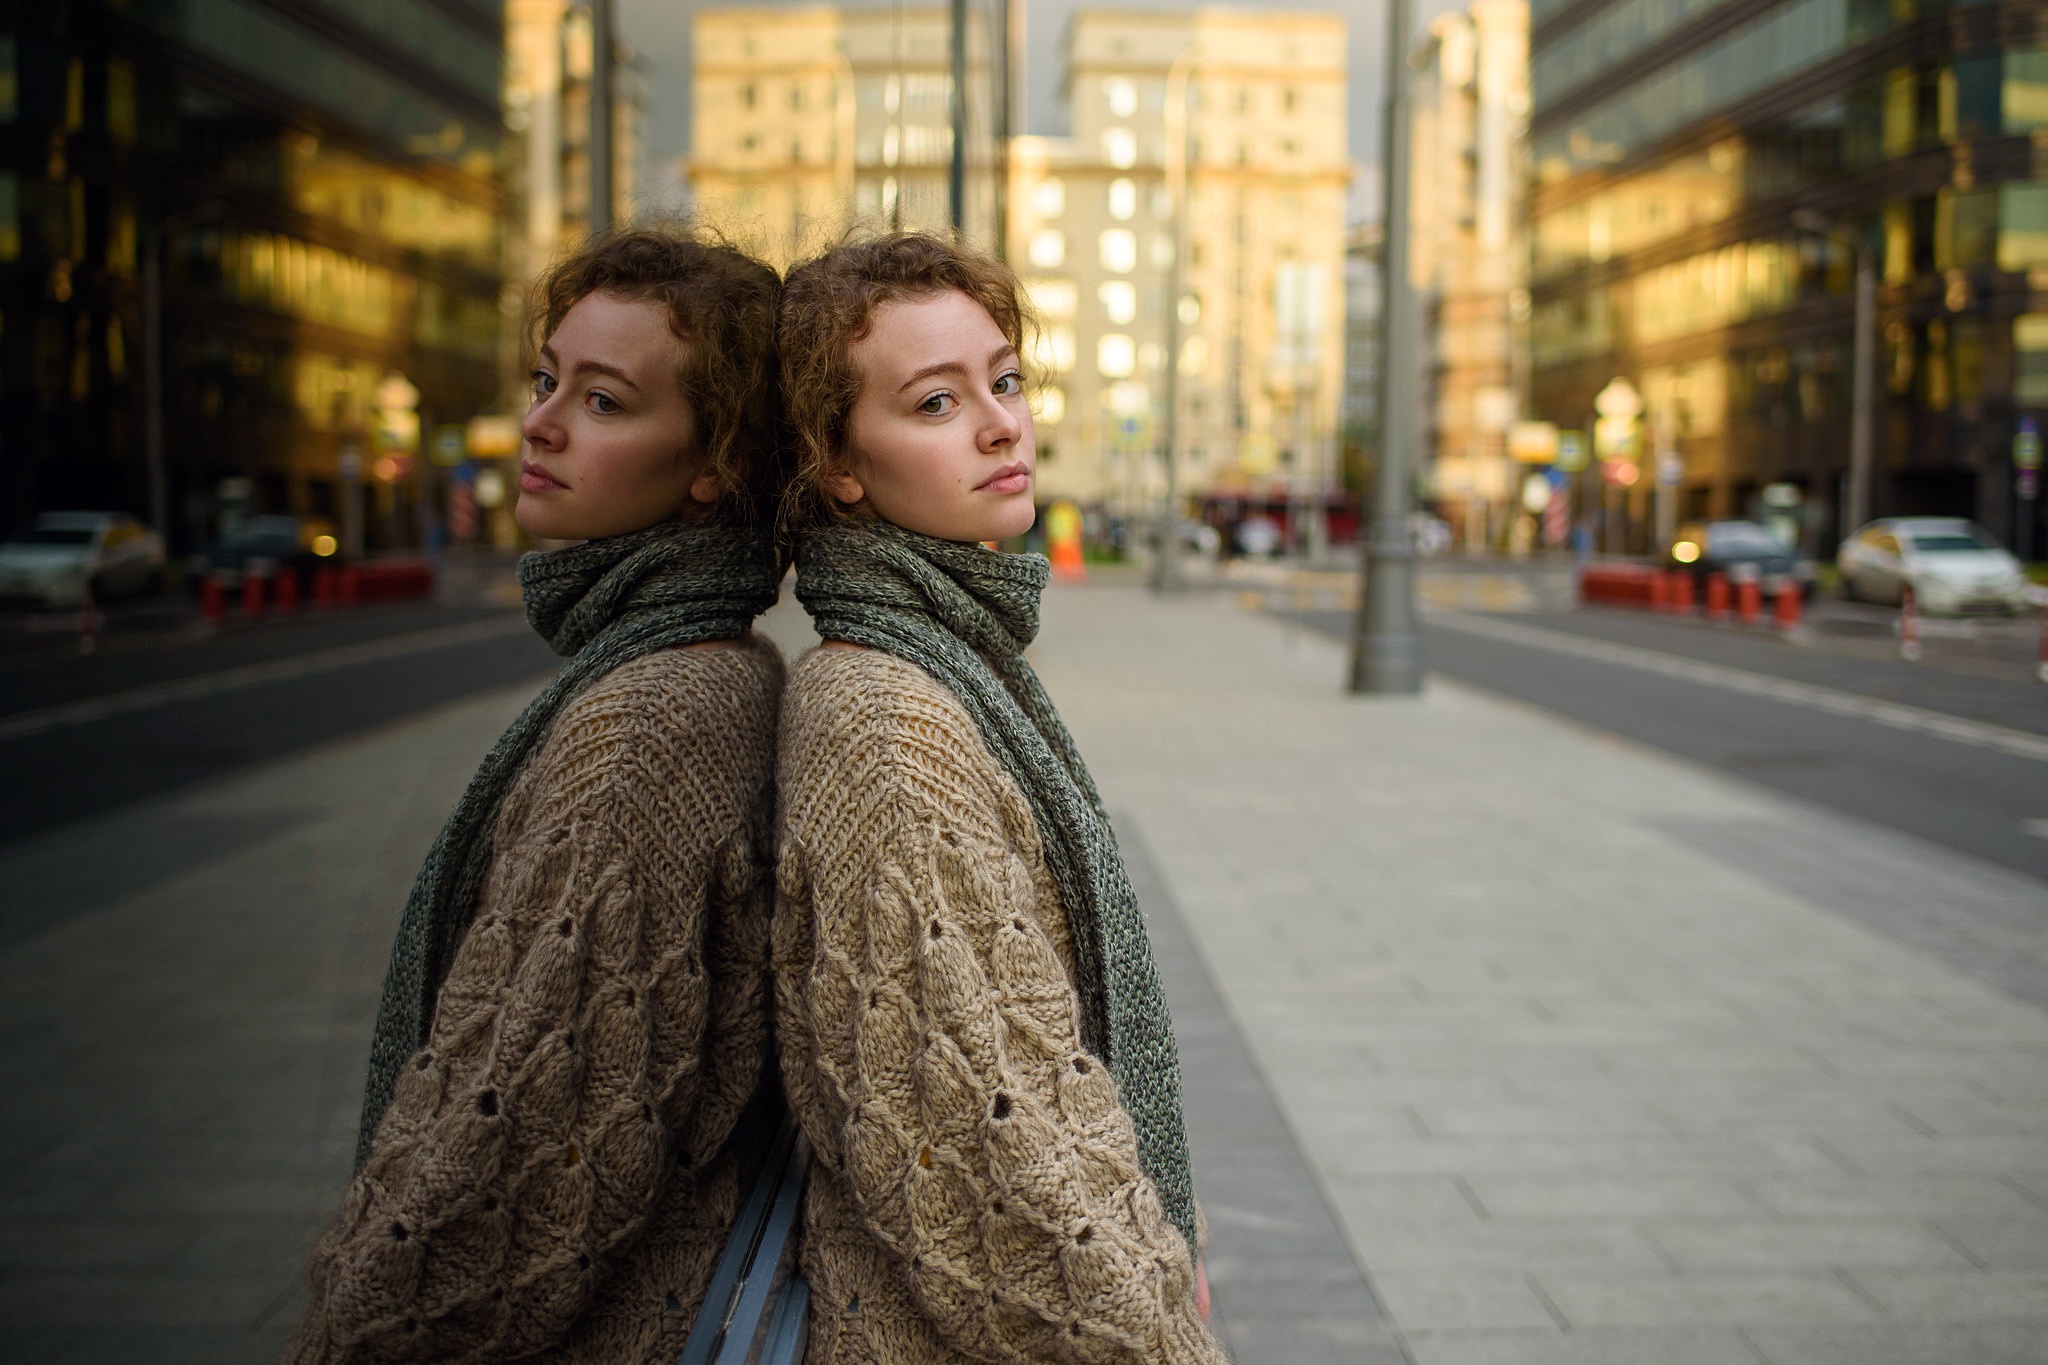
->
<box><xmin>832</xmin><ymin>289</ymin><xmax>1037</xmax><ymax>543</ymax></box>
<box><xmin>516</xmin><ymin>292</ymin><xmax>718</xmax><ymax>540</ymax></box>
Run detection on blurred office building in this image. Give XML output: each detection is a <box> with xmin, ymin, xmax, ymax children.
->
<box><xmin>1410</xmin><ymin>0</ymin><xmax>1529</xmax><ymax>551</ymax></box>
<box><xmin>1</xmin><ymin>2</ymin><xmax>512</xmax><ymax>554</ymax></box>
<box><xmin>1010</xmin><ymin>8</ymin><xmax>1349</xmax><ymax>532</ymax></box>
<box><xmin>507</xmin><ymin>0</ymin><xmax>652</xmax><ymax>273</ymax></box>
<box><xmin>685</xmin><ymin>4</ymin><xmax>1002</xmax><ymax>269</ymax></box>
<box><xmin>1529</xmin><ymin>0</ymin><xmax>2048</xmax><ymax>553</ymax></box>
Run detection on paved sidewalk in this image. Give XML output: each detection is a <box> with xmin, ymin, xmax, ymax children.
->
<box><xmin>1033</xmin><ymin>585</ymin><xmax>2048</xmax><ymax>1365</ymax></box>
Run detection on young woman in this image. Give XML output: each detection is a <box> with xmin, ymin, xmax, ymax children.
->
<box><xmin>287</xmin><ymin>230</ymin><xmax>788</xmax><ymax>1363</ymax></box>
<box><xmin>772</xmin><ymin>233</ymin><xmax>1224</xmax><ymax>1363</ymax></box>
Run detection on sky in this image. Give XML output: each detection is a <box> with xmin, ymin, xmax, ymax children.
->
<box><xmin>618</xmin><ymin>0</ymin><xmax>1472</xmax><ymax>223</ymax></box>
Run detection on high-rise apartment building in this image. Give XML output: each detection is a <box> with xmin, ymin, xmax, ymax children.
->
<box><xmin>1011</xmin><ymin>8</ymin><xmax>1349</xmax><ymax>517</ymax></box>
<box><xmin>2</xmin><ymin>1</ymin><xmax>509</xmax><ymax>552</ymax></box>
<box><xmin>1528</xmin><ymin>0</ymin><xmax>2048</xmax><ymax>553</ymax></box>
<box><xmin>1410</xmin><ymin>0</ymin><xmax>1528</xmax><ymax>549</ymax></box>
<box><xmin>686</xmin><ymin>5</ymin><xmax>999</xmax><ymax>270</ymax></box>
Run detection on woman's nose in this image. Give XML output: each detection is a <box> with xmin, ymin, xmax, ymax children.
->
<box><xmin>522</xmin><ymin>395</ymin><xmax>563</xmax><ymax>450</ymax></box>
<box><xmin>979</xmin><ymin>395</ymin><xmax>1022</xmax><ymax>450</ymax></box>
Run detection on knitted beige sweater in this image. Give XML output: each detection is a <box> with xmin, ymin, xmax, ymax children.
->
<box><xmin>775</xmin><ymin>646</ymin><xmax>1226</xmax><ymax>1365</ymax></box>
<box><xmin>287</xmin><ymin>635</ymin><xmax>783</xmax><ymax>1364</ymax></box>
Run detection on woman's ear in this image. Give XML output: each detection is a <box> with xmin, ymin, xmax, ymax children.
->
<box><xmin>688</xmin><ymin>468</ymin><xmax>721</xmax><ymax>505</ymax></box>
<box><xmin>826</xmin><ymin>465</ymin><xmax>865</xmax><ymax>506</ymax></box>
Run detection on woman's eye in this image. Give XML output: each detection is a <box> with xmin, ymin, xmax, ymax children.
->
<box><xmin>917</xmin><ymin>391</ymin><xmax>957</xmax><ymax>415</ymax></box>
<box><xmin>993</xmin><ymin>371</ymin><xmax>1023</xmax><ymax>397</ymax></box>
<box><xmin>588</xmin><ymin>390</ymin><xmax>620</xmax><ymax>415</ymax></box>
<box><xmin>530</xmin><ymin>370</ymin><xmax>556</xmax><ymax>400</ymax></box>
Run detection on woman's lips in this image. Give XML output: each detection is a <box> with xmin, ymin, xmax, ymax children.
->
<box><xmin>978</xmin><ymin>464</ymin><xmax>1031</xmax><ymax>495</ymax></box>
<box><xmin>519</xmin><ymin>460</ymin><xmax>567</xmax><ymax>494</ymax></box>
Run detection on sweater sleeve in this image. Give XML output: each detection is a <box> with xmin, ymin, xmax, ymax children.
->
<box><xmin>287</xmin><ymin>655</ymin><xmax>772</xmax><ymax>1364</ymax></box>
<box><xmin>786</xmin><ymin>691</ymin><xmax>1224</xmax><ymax>1364</ymax></box>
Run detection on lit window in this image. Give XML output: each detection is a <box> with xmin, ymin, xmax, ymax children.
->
<box><xmin>1179</xmin><ymin>335</ymin><xmax>1209</xmax><ymax>376</ymax></box>
<box><xmin>1097</xmin><ymin>333</ymin><xmax>1135</xmax><ymax>378</ymax></box>
<box><xmin>1106</xmin><ymin>78</ymin><xmax>1137</xmax><ymax>118</ymax></box>
<box><xmin>1027</xmin><ymin>278</ymin><xmax>1077</xmax><ymax>318</ymax></box>
<box><xmin>1150</xmin><ymin>234</ymin><xmax>1175</xmax><ymax>270</ymax></box>
<box><xmin>1101</xmin><ymin>128</ymin><xmax>1137</xmax><ymax>169</ymax></box>
<box><xmin>1108</xmin><ymin>178</ymin><xmax>1137</xmax><ymax>222</ymax></box>
<box><xmin>1029</xmin><ymin>229</ymin><xmax>1066</xmax><ymax>269</ymax></box>
<box><xmin>1099</xmin><ymin>229</ymin><xmax>1137</xmax><ymax>273</ymax></box>
<box><xmin>1035</xmin><ymin>385</ymin><xmax>1067</xmax><ymax>425</ymax></box>
<box><xmin>1031</xmin><ymin>325</ymin><xmax>1077</xmax><ymax>373</ymax></box>
<box><xmin>1098</xmin><ymin>281</ymin><xmax>1136</xmax><ymax>325</ymax></box>
<box><xmin>1032</xmin><ymin>177</ymin><xmax>1065</xmax><ymax>217</ymax></box>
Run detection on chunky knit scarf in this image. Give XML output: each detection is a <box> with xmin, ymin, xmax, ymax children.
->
<box><xmin>795</xmin><ymin>518</ymin><xmax>1197</xmax><ymax>1253</ymax></box>
<box><xmin>355</xmin><ymin>518</ymin><xmax>781</xmax><ymax>1164</ymax></box>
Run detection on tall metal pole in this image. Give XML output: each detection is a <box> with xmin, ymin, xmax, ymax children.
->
<box><xmin>142</xmin><ymin>238</ymin><xmax>169</xmax><ymax>544</ymax></box>
<box><xmin>1154</xmin><ymin>51</ymin><xmax>1197</xmax><ymax>593</ymax></box>
<box><xmin>993</xmin><ymin>0</ymin><xmax>1013</xmax><ymax>261</ymax></box>
<box><xmin>948</xmin><ymin>0</ymin><xmax>967</xmax><ymax>233</ymax></box>
<box><xmin>1348</xmin><ymin>0</ymin><xmax>1422</xmax><ymax>694</ymax></box>
<box><xmin>1847</xmin><ymin>253</ymin><xmax>1876</xmax><ymax>536</ymax></box>
<box><xmin>589</xmin><ymin>0</ymin><xmax>615</xmax><ymax>232</ymax></box>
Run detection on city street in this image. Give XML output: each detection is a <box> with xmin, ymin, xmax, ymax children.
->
<box><xmin>3</xmin><ymin>576</ymin><xmax>2046</xmax><ymax>1362</ymax></box>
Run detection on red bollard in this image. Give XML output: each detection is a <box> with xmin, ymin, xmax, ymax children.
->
<box><xmin>2037</xmin><ymin>603</ymin><xmax>2048</xmax><ymax>684</ymax></box>
<box><xmin>312</xmin><ymin>567</ymin><xmax>333</xmax><ymax>607</ymax></box>
<box><xmin>242</xmin><ymin>571</ymin><xmax>268</xmax><ymax>618</ymax></box>
<box><xmin>1775</xmin><ymin>581</ymin><xmax>1803</xmax><ymax>632</ymax></box>
<box><xmin>1705</xmin><ymin>572</ymin><xmax>1731</xmax><ymax>620</ymax></box>
<box><xmin>200</xmin><ymin>572</ymin><xmax>227</xmax><ymax>626</ymax></box>
<box><xmin>339</xmin><ymin>566</ymin><xmax>360</xmax><ymax>606</ymax></box>
<box><xmin>1900</xmin><ymin>586</ymin><xmax>1921</xmax><ymax>661</ymax></box>
<box><xmin>1650</xmin><ymin>571</ymin><xmax>1670</xmax><ymax>612</ymax></box>
<box><xmin>274</xmin><ymin>569</ymin><xmax>301</xmax><ymax>613</ymax></box>
<box><xmin>1671</xmin><ymin>572</ymin><xmax>1696</xmax><ymax>614</ymax></box>
<box><xmin>1736</xmin><ymin>577</ymin><xmax>1762</xmax><ymax>626</ymax></box>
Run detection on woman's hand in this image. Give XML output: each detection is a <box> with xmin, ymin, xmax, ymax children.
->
<box><xmin>1196</xmin><ymin>1258</ymin><xmax>1211</xmax><ymax>1324</ymax></box>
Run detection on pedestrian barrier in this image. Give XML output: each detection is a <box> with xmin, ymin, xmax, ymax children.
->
<box><xmin>274</xmin><ymin>569</ymin><xmax>301</xmax><ymax>614</ymax></box>
<box><xmin>1774</xmin><ymin>581</ymin><xmax>1802</xmax><ymax>632</ymax></box>
<box><xmin>200</xmin><ymin>573</ymin><xmax>228</xmax><ymax>626</ymax></box>
<box><xmin>241</xmin><ymin>571</ymin><xmax>268</xmax><ymax>619</ymax></box>
<box><xmin>1670</xmin><ymin>572</ymin><xmax>1696</xmax><ymax>613</ymax></box>
<box><xmin>313</xmin><ymin>567</ymin><xmax>338</xmax><ymax>608</ymax></box>
<box><xmin>1575</xmin><ymin>563</ymin><xmax>1661</xmax><ymax>607</ymax></box>
<box><xmin>1735</xmin><ymin>577</ymin><xmax>1762</xmax><ymax>626</ymax></box>
<box><xmin>1705</xmin><ymin>572</ymin><xmax>1731</xmax><ymax>621</ymax></box>
<box><xmin>339</xmin><ymin>558</ymin><xmax>437</xmax><ymax>606</ymax></box>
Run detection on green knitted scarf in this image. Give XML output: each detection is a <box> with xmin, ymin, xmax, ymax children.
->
<box><xmin>355</xmin><ymin>518</ymin><xmax>781</xmax><ymax>1165</ymax></box>
<box><xmin>795</xmin><ymin>518</ymin><xmax>1197</xmax><ymax>1254</ymax></box>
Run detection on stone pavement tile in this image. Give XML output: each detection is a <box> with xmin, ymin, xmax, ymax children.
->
<box><xmin>1536</xmin><ymin>1269</ymin><xmax>1881</xmax><ymax>1326</ymax></box>
<box><xmin>1845</xmin><ymin>1269</ymin><xmax>2048</xmax><ymax>1319</ymax></box>
<box><xmin>1403</xmin><ymin>1099</ymin><xmax>1682</xmax><ymax>1138</ymax></box>
<box><xmin>1818</xmin><ymin>1134</ymin><xmax>2048</xmax><ymax>1174</ymax></box>
<box><xmin>1933</xmin><ymin>1211</ymin><xmax>2048</xmax><ymax>1269</ymax></box>
<box><xmin>1746</xmin><ymin>1172</ymin><xmax>2042</xmax><ymax>1220</ymax></box>
<box><xmin>1365</xmin><ymin>1267</ymin><xmax>1565</xmax><ymax>1330</ymax></box>
<box><xmin>52</xmin><ymin>1324</ymin><xmax>298</xmax><ymax>1365</ymax></box>
<box><xmin>1406</xmin><ymin>1325</ymin><xmax>1762</xmax><ymax>1365</ymax></box>
<box><xmin>0</xmin><ymin>1328</ymin><xmax>77</xmax><ymax>1365</ymax></box>
<box><xmin>1745</xmin><ymin>1322</ymin><xmax>2048</xmax><ymax>1365</ymax></box>
<box><xmin>1322</xmin><ymin>1134</ymin><xmax>1839</xmax><ymax>1179</ymax></box>
<box><xmin>0</xmin><ymin>1272</ymin><xmax>288</xmax><ymax>1327</ymax></box>
<box><xmin>1321</xmin><ymin>1172</ymin><xmax>1494</xmax><ymax>1229</ymax></box>
<box><xmin>1219</xmin><ymin>1311</ymin><xmax>1408</xmax><ymax>1364</ymax></box>
<box><xmin>1464</xmin><ymin>1173</ymin><xmax>1766</xmax><ymax>1221</ymax></box>
<box><xmin>1644</xmin><ymin>1219</ymin><xmax>1979</xmax><ymax>1271</ymax></box>
<box><xmin>0</xmin><ymin>1218</ymin><xmax>196</xmax><ymax>1273</ymax></box>
<box><xmin>1350</xmin><ymin>1221</ymin><xmax>1661</xmax><ymax>1273</ymax></box>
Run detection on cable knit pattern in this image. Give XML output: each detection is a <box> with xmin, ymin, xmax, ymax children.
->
<box><xmin>775</xmin><ymin>646</ymin><xmax>1226</xmax><ymax>1365</ymax></box>
<box><xmin>287</xmin><ymin>636</ymin><xmax>782</xmax><ymax>1364</ymax></box>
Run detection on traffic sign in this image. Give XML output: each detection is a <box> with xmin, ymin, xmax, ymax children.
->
<box><xmin>1556</xmin><ymin>430</ymin><xmax>1589</xmax><ymax>471</ymax></box>
<box><xmin>431</xmin><ymin>424</ymin><xmax>468</xmax><ymax>467</ymax></box>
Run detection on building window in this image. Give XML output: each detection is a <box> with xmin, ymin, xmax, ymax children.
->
<box><xmin>1027</xmin><ymin>278</ymin><xmax>1077</xmax><ymax>318</ymax></box>
<box><xmin>1108</xmin><ymin>178</ymin><xmax>1137</xmax><ymax>222</ymax></box>
<box><xmin>741</xmin><ymin>84</ymin><xmax>757</xmax><ymax>109</ymax></box>
<box><xmin>1099</xmin><ymin>228</ymin><xmax>1137</xmax><ymax>273</ymax></box>
<box><xmin>1029</xmin><ymin>229</ymin><xmax>1066</xmax><ymax>269</ymax></box>
<box><xmin>2014</xmin><ymin>314</ymin><xmax>2048</xmax><ymax>405</ymax></box>
<box><xmin>1032</xmin><ymin>324</ymin><xmax>1077</xmax><ymax>373</ymax></box>
<box><xmin>1106</xmin><ymin>78</ymin><xmax>1137</xmax><ymax>118</ymax></box>
<box><xmin>1035</xmin><ymin>385</ymin><xmax>1067</xmax><ymax>425</ymax></box>
<box><xmin>1101</xmin><ymin>128</ymin><xmax>1137</xmax><ymax>169</ymax></box>
<box><xmin>1998</xmin><ymin>181</ymin><xmax>2048</xmax><ymax>271</ymax></box>
<box><xmin>1098</xmin><ymin>280</ymin><xmax>1136</xmax><ymax>325</ymax></box>
<box><xmin>1097</xmin><ymin>334</ymin><xmax>1136</xmax><ymax>378</ymax></box>
<box><xmin>1033</xmin><ymin>177</ymin><xmax>1065</xmax><ymax>217</ymax></box>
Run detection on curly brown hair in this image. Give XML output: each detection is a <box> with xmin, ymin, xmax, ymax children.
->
<box><xmin>775</xmin><ymin>232</ymin><xmax>1034</xmax><ymax>531</ymax></box>
<box><xmin>530</xmin><ymin>227</ymin><xmax>786</xmax><ymax>528</ymax></box>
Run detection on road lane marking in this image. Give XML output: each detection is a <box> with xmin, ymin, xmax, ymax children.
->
<box><xmin>0</xmin><ymin>616</ymin><xmax>537</xmax><ymax>742</ymax></box>
<box><xmin>1427</xmin><ymin>609</ymin><xmax>2048</xmax><ymax>765</ymax></box>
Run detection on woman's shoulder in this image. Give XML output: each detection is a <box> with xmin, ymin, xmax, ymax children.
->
<box><xmin>569</xmin><ymin>632</ymin><xmax>783</xmax><ymax>725</ymax></box>
<box><xmin>782</xmin><ymin>645</ymin><xmax>978</xmax><ymax>752</ymax></box>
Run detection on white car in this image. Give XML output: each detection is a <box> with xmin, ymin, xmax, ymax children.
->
<box><xmin>1836</xmin><ymin>517</ymin><xmax>2031</xmax><ymax>614</ymax></box>
<box><xmin>0</xmin><ymin>511</ymin><xmax>167</xmax><ymax>609</ymax></box>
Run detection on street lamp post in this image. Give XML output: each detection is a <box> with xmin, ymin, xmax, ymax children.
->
<box><xmin>1153</xmin><ymin>48</ymin><xmax>1200</xmax><ymax>593</ymax></box>
<box><xmin>1348</xmin><ymin>0</ymin><xmax>1422</xmax><ymax>694</ymax></box>
<box><xmin>949</xmin><ymin>0</ymin><xmax>967</xmax><ymax>233</ymax></box>
<box><xmin>1793</xmin><ymin>209</ymin><xmax>1876</xmax><ymax>540</ymax></box>
<box><xmin>588</xmin><ymin>0</ymin><xmax>615</xmax><ymax>232</ymax></box>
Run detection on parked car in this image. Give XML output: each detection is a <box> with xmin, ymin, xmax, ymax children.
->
<box><xmin>195</xmin><ymin>515</ymin><xmax>342</xmax><ymax>589</ymax></box>
<box><xmin>0</xmin><ymin>511</ymin><xmax>166</xmax><ymax>609</ymax></box>
<box><xmin>1836</xmin><ymin>517</ymin><xmax>2030</xmax><ymax>614</ymax></box>
<box><xmin>1666</xmin><ymin>519</ymin><xmax>1816</xmax><ymax>597</ymax></box>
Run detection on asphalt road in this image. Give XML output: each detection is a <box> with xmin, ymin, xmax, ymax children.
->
<box><xmin>1291</xmin><ymin>605</ymin><xmax>2048</xmax><ymax>884</ymax></box>
<box><xmin>0</xmin><ymin>605</ymin><xmax>558</xmax><ymax>844</ymax></box>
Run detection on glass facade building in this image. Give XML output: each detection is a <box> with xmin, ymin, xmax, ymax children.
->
<box><xmin>1528</xmin><ymin>0</ymin><xmax>2048</xmax><ymax>552</ymax></box>
<box><xmin>2</xmin><ymin>1</ymin><xmax>507</xmax><ymax>552</ymax></box>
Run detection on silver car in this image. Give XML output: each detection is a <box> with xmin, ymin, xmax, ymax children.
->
<box><xmin>1836</xmin><ymin>517</ymin><xmax>2031</xmax><ymax>614</ymax></box>
<box><xmin>0</xmin><ymin>511</ymin><xmax>167</xmax><ymax>609</ymax></box>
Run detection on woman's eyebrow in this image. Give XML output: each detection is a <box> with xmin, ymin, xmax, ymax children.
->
<box><xmin>895</xmin><ymin>344</ymin><xmax>1019</xmax><ymax>394</ymax></box>
<box><xmin>538</xmin><ymin>343</ymin><xmax>640</xmax><ymax>391</ymax></box>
